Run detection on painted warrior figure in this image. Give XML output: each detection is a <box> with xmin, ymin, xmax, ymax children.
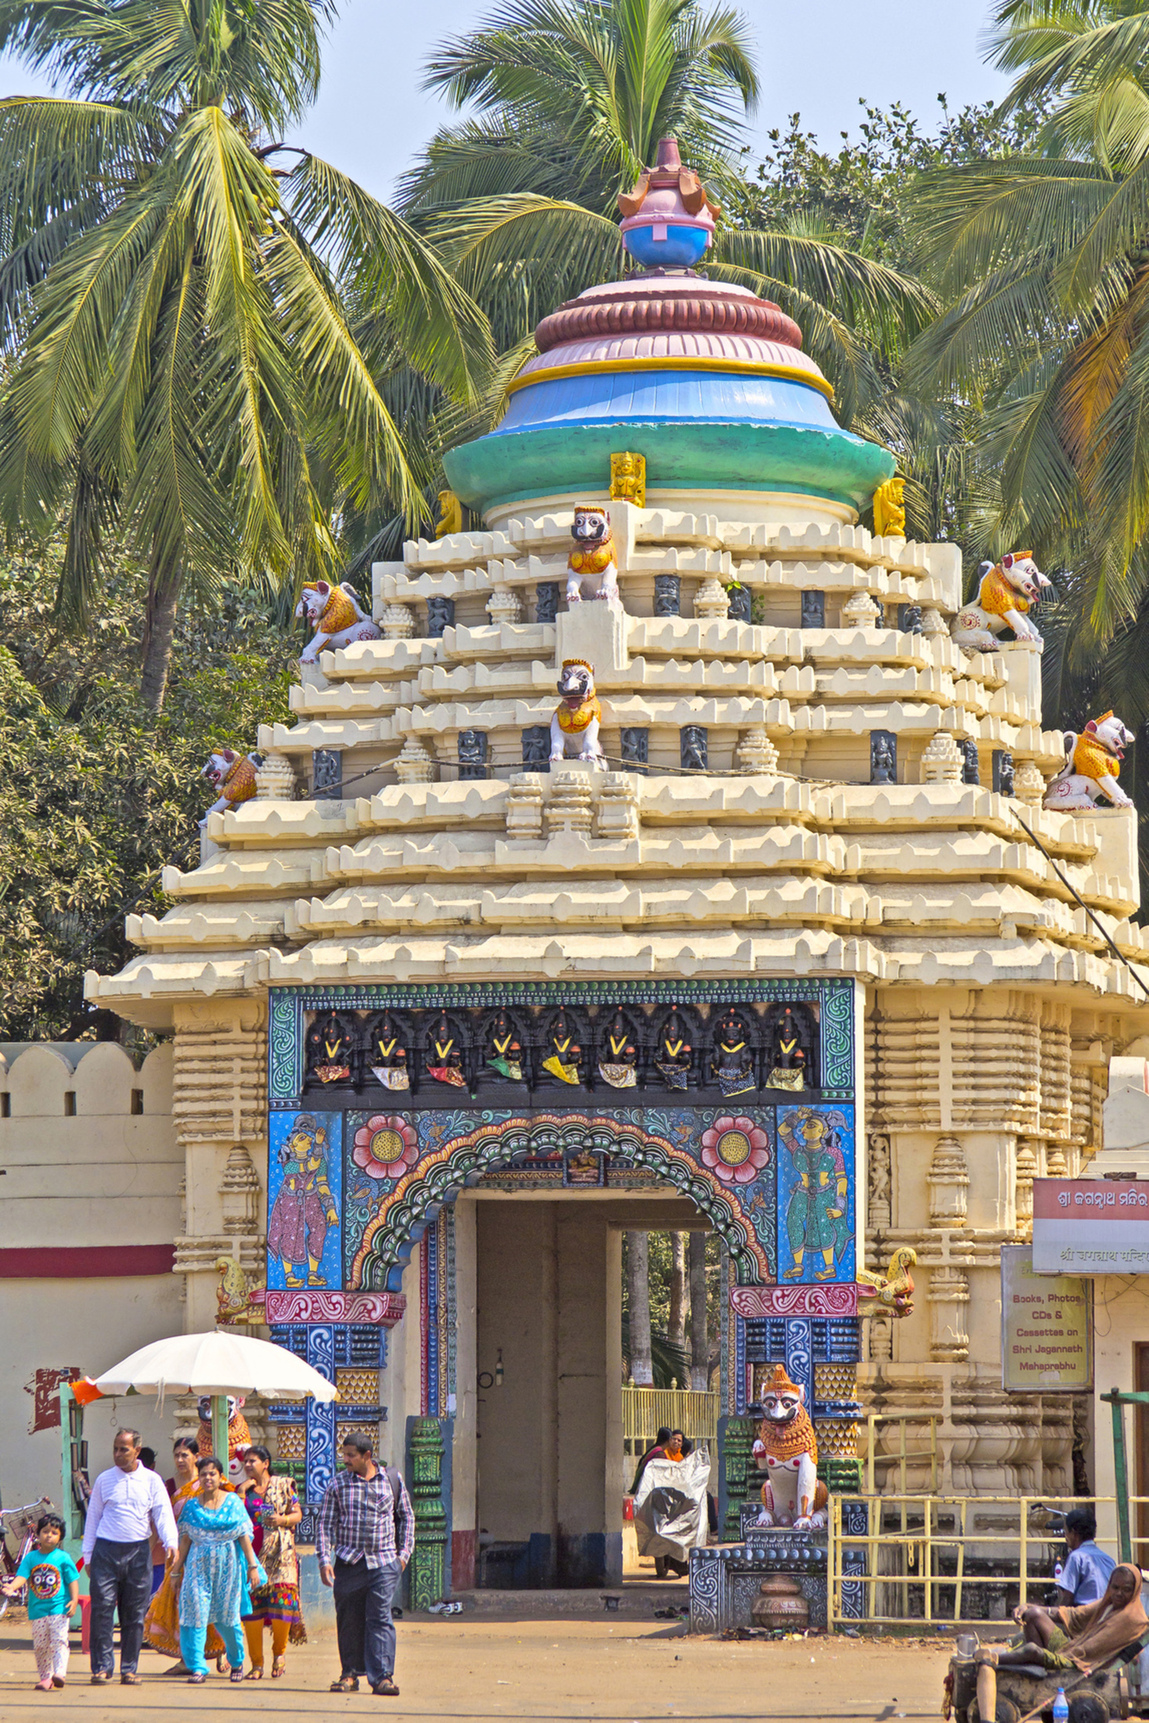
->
<box><xmin>598</xmin><ymin>1007</ymin><xmax>638</xmax><ymax>1089</ymax></box>
<box><xmin>267</xmin><ymin>1115</ymin><xmax>337</xmax><ymax>1288</ymax></box>
<box><xmin>655</xmin><ymin>1007</ymin><xmax>693</xmax><ymax>1090</ymax></box>
<box><xmin>779</xmin><ymin>1109</ymin><xmax>850</xmax><ymax>1281</ymax></box>
<box><xmin>368</xmin><ymin>1010</ymin><xmax>409</xmax><ymax>1091</ymax></box>
<box><xmin>484</xmin><ymin>1009</ymin><xmax>524</xmax><ymax>1082</ymax></box>
<box><xmin>426</xmin><ymin>1011</ymin><xmax>467</xmax><ymax>1088</ymax></box>
<box><xmin>196</xmin><ymin>1396</ymin><xmax>251</xmax><ymax>1464</ymax></box>
<box><xmin>765</xmin><ymin>1005</ymin><xmax>808</xmax><ymax>1092</ymax></box>
<box><xmin>711</xmin><ymin>1008</ymin><xmax>756</xmax><ymax>1098</ymax></box>
<box><xmin>542</xmin><ymin>1007</ymin><xmax>582</xmax><ymax>1085</ymax></box>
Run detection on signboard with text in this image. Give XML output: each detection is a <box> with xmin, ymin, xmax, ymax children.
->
<box><xmin>1033</xmin><ymin>1178</ymin><xmax>1149</xmax><ymax>1274</ymax></box>
<box><xmin>1001</xmin><ymin>1245</ymin><xmax>1093</xmax><ymax>1393</ymax></box>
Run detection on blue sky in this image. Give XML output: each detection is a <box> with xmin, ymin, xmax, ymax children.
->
<box><xmin>0</xmin><ymin>1</ymin><xmax>1009</xmax><ymax>202</ymax></box>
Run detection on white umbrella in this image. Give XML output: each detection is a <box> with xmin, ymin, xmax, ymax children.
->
<box><xmin>92</xmin><ymin>1330</ymin><xmax>338</xmax><ymax>1402</ymax></box>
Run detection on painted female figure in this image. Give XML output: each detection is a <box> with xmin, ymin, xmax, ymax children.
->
<box><xmin>267</xmin><ymin>1115</ymin><xmax>337</xmax><ymax>1288</ymax></box>
<box><xmin>779</xmin><ymin>1109</ymin><xmax>850</xmax><ymax>1281</ymax></box>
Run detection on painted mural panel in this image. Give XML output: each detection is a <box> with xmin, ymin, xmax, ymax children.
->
<box><xmin>266</xmin><ymin>1111</ymin><xmax>342</xmax><ymax>1291</ymax></box>
<box><xmin>775</xmin><ymin>1104</ymin><xmax>855</xmax><ymax>1285</ymax></box>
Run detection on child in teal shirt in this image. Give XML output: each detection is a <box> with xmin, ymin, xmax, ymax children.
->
<box><xmin>2</xmin><ymin>1513</ymin><xmax>79</xmax><ymax>1690</ymax></box>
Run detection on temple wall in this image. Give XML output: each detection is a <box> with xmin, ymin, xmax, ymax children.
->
<box><xmin>0</xmin><ymin>1041</ymin><xmax>182</xmax><ymax>1503</ymax></box>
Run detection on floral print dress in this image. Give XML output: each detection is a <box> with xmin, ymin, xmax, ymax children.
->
<box><xmin>240</xmin><ymin>1474</ymin><xmax>307</xmax><ymax>1641</ymax></box>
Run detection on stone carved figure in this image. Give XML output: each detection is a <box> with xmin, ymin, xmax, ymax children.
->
<box><xmin>435</xmin><ymin>489</ymin><xmax>463</xmax><ymax>538</ymax></box>
<box><xmin>366</xmin><ymin>1010</ymin><xmax>409</xmax><ymax>1092</ymax></box>
<box><xmin>712</xmin><ymin>1007</ymin><xmax>756</xmax><ymax>1098</ymax></box>
<box><xmin>598</xmin><ymin>1006</ymin><xmax>639</xmax><ymax>1089</ymax></box>
<box><xmin>609</xmin><ymin>451</ymin><xmax>646</xmax><ymax>507</ymax></box>
<box><xmin>653</xmin><ymin>574</ymin><xmax>681</xmax><ymax>617</ymax></box>
<box><xmin>680</xmin><ymin>726</ymin><xmax>708</xmax><ymax>771</ymax></box>
<box><xmin>951</xmin><ymin>552</ymin><xmax>1052</xmax><ymax>652</ymax></box>
<box><xmin>541</xmin><ymin>1006</ymin><xmax>583</xmax><ymax>1086</ymax></box>
<box><xmin>1043</xmin><ymin>711</ymin><xmax>1136</xmax><ymax>811</ymax></box>
<box><xmin>458</xmin><ymin>729</ymin><xmax>488</xmax><ymax>778</ymax></box>
<box><xmin>295</xmin><ymin>580</ymin><xmax>380</xmax><ymax>662</ymax></box>
<box><xmin>566</xmin><ymin>504</ymin><xmax>619</xmax><ymax>603</ymax></box>
<box><xmin>751</xmin><ymin>1365</ymin><xmax>829</xmax><ymax>1530</ymax></box>
<box><xmin>857</xmin><ymin>1246</ymin><xmax>917</xmax><ymax>1319</ymax></box>
<box><xmin>426</xmin><ymin>1010</ymin><xmax>467</xmax><ymax>1088</ymax></box>
<box><xmin>482</xmin><ymin>1008</ymin><xmax>525</xmax><ymax>1083</ymax></box>
<box><xmin>764</xmin><ymin>1004</ymin><xmax>811</xmax><ymax>1091</ymax></box>
<box><xmin>267</xmin><ymin>1115</ymin><xmax>337</xmax><ymax>1289</ymax></box>
<box><xmin>872</xmin><ymin>475</ymin><xmax>906</xmax><ymax>539</ymax></box>
<box><xmin>654</xmin><ymin>1005</ymin><xmax>694</xmax><ymax>1090</ymax></box>
<box><xmin>535</xmin><ymin>582</ymin><xmax>559</xmax><ymax>624</ymax></box>
<box><xmin>305</xmin><ymin>1011</ymin><xmax>354</xmax><ymax>1085</ymax></box>
<box><xmin>427</xmin><ymin>595</ymin><xmax>455</xmax><ymax>637</ymax></box>
<box><xmin>550</xmin><ymin>658</ymin><xmax>605</xmax><ymax>765</ymax></box>
<box><xmin>200</xmin><ymin>749</ymin><xmax>261</xmax><ymax>825</ymax></box>
<box><xmin>870</xmin><ymin>732</ymin><xmax>896</xmax><ymax>785</ymax></box>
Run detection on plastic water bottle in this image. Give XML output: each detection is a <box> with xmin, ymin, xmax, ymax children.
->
<box><xmin>1052</xmin><ymin>1687</ymin><xmax>1069</xmax><ymax>1723</ymax></box>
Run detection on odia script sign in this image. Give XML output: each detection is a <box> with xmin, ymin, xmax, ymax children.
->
<box><xmin>1032</xmin><ymin>1178</ymin><xmax>1149</xmax><ymax>1273</ymax></box>
<box><xmin>1001</xmin><ymin>1245</ymin><xmax>1092</xmax><ymax>1393</ymax></box>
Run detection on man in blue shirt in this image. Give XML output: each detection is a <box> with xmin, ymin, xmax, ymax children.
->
<box><xmin>1057</xmin><ymin>1507</ymin><xmax>1116</xmax><ymax>1606</ymax></box>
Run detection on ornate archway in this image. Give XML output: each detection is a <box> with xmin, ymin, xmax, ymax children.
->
<box><xmin>348</xmin><ymin>1110</ymin><xmax>776</xmax><ymax>1288</ymax></box>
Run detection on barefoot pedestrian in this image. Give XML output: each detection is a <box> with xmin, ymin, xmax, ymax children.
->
<box><xmin>317</xmin><ymin>1435</ymin><xmax>413</xmax><ymax>1697</ymax></box>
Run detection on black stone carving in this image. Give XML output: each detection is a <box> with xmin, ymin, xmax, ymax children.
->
<box><xmin>960</xmin><ymin>739</ymin><xmax>980</xmax><ymax>785</ymax></box>
<box><xmin>457</xmin><ymin>730</ymin><xmax>488</xmax><ymax>779</ymax></box>
<box><xmin>727</xmin><ymin>583</ymin><xmax>752</xmax><ymax>623</ymax></box>
<box><xmin>869</xmin><ymin>731</ymin><xmax>897</xmax><ymax>784</ymax></box>
<box><xmin>654</xmin><ymin>574</ymin><xmax>681</xmax><ymax>617</ymax></box>
<box><xmin>300</xmin><ymin>997</ymin><xmax>825</xmax><ymax>1105</ymax></box>
<box><xmin>620</xmin><ymin>728</ymin><xmax>649</xmax><ymax>774</ymax></box>
<box><xmin>426</xmin><ymin>596</ymin><xmax>455</xmax><ymax>637</ymax></box>
<box><xmin>521</xmin><ymin>726</ymin><xmax>551</xmax><ymax>771</ymax></box>
<box><xmin>898</xmin><ymin>603</ymin><xmax>923</xmax><ymax>634</ymax></box>
<box><xmin>681</xmin><ymin>726</ymin><xmax>708</xmax><ymax>771</ymax></box>
<box><xmin>312</xmin><ymin>749</ymin><xmax>342</xmax><ymax>799</ymax></box>
<box><xmin>535</xmin><ymin>582</ymin><xmax>559</xmax><ymax>624</ymax></box>
<box><xmin>992</xmin><ymin>750</ymin><xmax>1015</xmax><ymax>796</ymax></box>
<box><xmin>800</xmin><ymin>591</ymin><xmax>825</xmax><ymax>629</ymax></box>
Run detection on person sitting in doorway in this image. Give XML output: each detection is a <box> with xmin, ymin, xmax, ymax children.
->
<box><xmin>1057</xmin><ymin>1507</ymin><xmax>1116</xmax><ymax>1606</ymax></box>
<box><xmin>975</xmin><ymin>1563</ymin><xmax>1147</xmax><ymax>1721</ymax></box>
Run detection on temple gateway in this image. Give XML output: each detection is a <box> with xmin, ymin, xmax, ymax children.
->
<box><xmin>83</xmin><ymin>139</ymin><xmax>1149</xmax><ymax>1603</ymax></box>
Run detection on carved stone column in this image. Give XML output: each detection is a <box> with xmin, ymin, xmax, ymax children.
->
<box><xmin>407</xmin><ymin>1417</ymin><xmax>448</xmax><ymax>1608</ymax></box>
<box><xmin>927</xmin><ymin>1265</ymin><xmax>970</xmax><ymax>1362</ymax></box>
<box><xmin>927</xmin><ymin>1136</ymin><xmax>968</xmax><ymax>1227</ymax></box>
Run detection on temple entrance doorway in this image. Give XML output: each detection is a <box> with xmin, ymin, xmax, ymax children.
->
<box><xmin>456</xmin><ymin>1186</ymin><xmax>713</xmax><ymax>1589</ymax></box>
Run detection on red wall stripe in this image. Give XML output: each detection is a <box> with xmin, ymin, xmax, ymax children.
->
<box><xmin>0</xmin><ymin>1245</ymin><xmax>175</xmax><ymax>1279</ymax></box>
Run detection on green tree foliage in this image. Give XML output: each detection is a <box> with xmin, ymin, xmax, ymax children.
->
<box><xmin>398</xmin><ymin>0</ymin><xmax>934</xmax><ymax>436</ymax></box>
<box><xmin>0</xmin><ymin>542</ymin><xmax>296</xmax><ymax>1039</ymax></box>
<box><xmin>0</xmin><ymin>0</ymin><xmax>491</xmax><ymax>712</ymax></box>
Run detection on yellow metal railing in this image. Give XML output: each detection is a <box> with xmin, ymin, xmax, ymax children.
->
<box><xmin>621</xmin><ymin>1385</ymin><xmax>719</xmax><ymax>1455</ymax></box>
<box><xmin>828</xmin><ymin>1494</ymin><xmax>1149</xmax><ymax>1628</ymax></box>
<box><xmin>859</xmin><ymin>1413</ymin><xmax>939</xmax><ymax>1495</ymax></box>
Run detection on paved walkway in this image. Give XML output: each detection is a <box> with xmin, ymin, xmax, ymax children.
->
<box><xmin>0</xmin><ymin>1615</ymin><xmax>951</xmax><ymax>1720</ymax></box>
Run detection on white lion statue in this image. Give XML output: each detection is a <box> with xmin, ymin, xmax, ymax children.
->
<box><xmin>565</xmin><ymin>505</ymin><xmax>619</xmax><ymax>604</ymax></box>
<box><xmin>1043</xmin><ymin>711</ymin><xmax>1136</xmax><ymax>812</ymax></box>
<box><xmin>295</xmin><ymin>580</ymin><xmax>380</xmax><ymax>663</ymax></box>
<box><xmin>951</xmin><ymin>552</ymin><xmax>1052</xmax><ymax>652</ymax></box>
<box><xmin>550</xmin><ymin>658</ymin><xmax>605</xmax><ymax>766</ymax></box>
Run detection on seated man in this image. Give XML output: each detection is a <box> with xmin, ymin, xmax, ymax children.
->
<box><xmin>1057</xmin><ymin>1507</ymin><xmax>1116</xmax><ymax>1607</ymax></box>
<box><xmin>975</xmin><ymin>1563</ymin><xmax>1146</xmax><ymax>1722</ymax></box>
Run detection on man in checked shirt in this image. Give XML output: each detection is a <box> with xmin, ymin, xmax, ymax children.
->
<box><xmin>317</xmin><ymin>1434</ymin><xmax>415</xmax><ymax>1696</ymax></box>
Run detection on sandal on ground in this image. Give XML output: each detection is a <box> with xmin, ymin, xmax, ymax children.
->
<box><xmin>272</xmin><ymin>1657</ymin><xmax>286</xmax><ymax>1678</ymax></box>
<box><xmin>373</xmin><ymin>1677</ymin><xmax>400</xmax><ymax>1696</ymax></box>
<box><xmin>51</xmin><ymin>1678</ymin><xmax>65</xmax><ymax>1688</ymax></box>
<box><xmin>90</xmin><ymin>1672</ymin><xmax>112</xmax><ymax>1685</ymax></box>
<box><xmin>216</xmin><ymin>1654</ymin><xmax>227</xmax><ymax>1674</ymax></box>
<box><xmin>247</xmin><ymin>1666</ymin><xmax>264</xmax><ymax>1680</ymax></box>
<box><xmin>186</xmin><ymin>1673</ymin><xmax>207</xmax><ymax>1684</ymax></box>
<box><xmin>229</xmin><ymin>1667</ymin><xmax>246</xmax><ymax>1682</ymax></box>
<box><xmin>121</xmin><ymin>1671</ymin><xmax>142</xmax><ymax>1685</ymax></box>
<box><xmin>330</xmin><ymin>1675</ymin><xmax>359</xmax><ymax>1692</ymax></box>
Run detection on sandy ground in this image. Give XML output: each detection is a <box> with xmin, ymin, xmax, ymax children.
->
<box><xmin>0</xmin><ymin>1615</ymin><xmax>953</xmax><ymax>1722</ymax></box>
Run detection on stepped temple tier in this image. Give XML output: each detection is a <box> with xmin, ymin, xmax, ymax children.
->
<box><xmin>87</xmin><ymin>138</ymin><xmax>1149</xmax><ymax>1602</ymax></box>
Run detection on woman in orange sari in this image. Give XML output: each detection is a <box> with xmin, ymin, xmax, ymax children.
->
<box><xmin>144</xmin><ymin>1439</ymin><xmax>232</xmax><ymax>1671</ymax></box>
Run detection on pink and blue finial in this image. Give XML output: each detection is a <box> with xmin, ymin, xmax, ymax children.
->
<box><xmin>617</xmin><ymin>136</ymin><xmax>718</xmax><ymax>271</ymax></box>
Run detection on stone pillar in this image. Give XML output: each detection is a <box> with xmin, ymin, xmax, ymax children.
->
<box><xmin>407</xmin><ymin>1416</ymin><xmax>448</xmax><ymax>1609</ymax></box>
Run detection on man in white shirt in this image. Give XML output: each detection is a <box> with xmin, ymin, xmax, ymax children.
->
<box><xmin>82</xmin><ymin>1428</ymin><xmax>178</xmax><ymax>1685</ymax></box>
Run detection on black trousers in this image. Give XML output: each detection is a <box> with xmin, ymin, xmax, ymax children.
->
<box><xmin>333</xmin><ymin>1558</ymin><xmax>401</xmax><ymax>1688</ymax></box>
<box><xmin>88</xmin><ymin>1537</ymin><xmax>152</xmax><ymax>1675</ymax></box>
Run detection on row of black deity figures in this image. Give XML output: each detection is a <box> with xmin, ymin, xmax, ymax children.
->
<box><xmin>303</xmin><ymin>1002</ymin><xmax>819</xmax><ymax>1099</ymax></box>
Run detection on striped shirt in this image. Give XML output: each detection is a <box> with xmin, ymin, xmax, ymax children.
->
<box><xmin>316</xmin><ymin>1467</ymin><xmax>415</xmax><ymax>1570</ymax></box>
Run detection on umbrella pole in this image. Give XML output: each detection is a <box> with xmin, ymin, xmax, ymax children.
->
<box><xmin>210</xmin><ymin>1396</ymin><xmax>229</xmax><ymax>1468</ymax></box>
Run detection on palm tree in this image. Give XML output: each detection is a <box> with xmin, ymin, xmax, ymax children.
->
<box><xmin>0</xmin><ymin>0</ymin><xmax>492</xmax><ymax>711</ymax></box>
<box><xmin>399</xmin><ymin>0</ymin><xmax>935</xmax><ymax>429</ymax></box>
<box><xmin>909</xmin><ymin>2</ymin><xmax>1149</xmax><ymax>650</ymax></box>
